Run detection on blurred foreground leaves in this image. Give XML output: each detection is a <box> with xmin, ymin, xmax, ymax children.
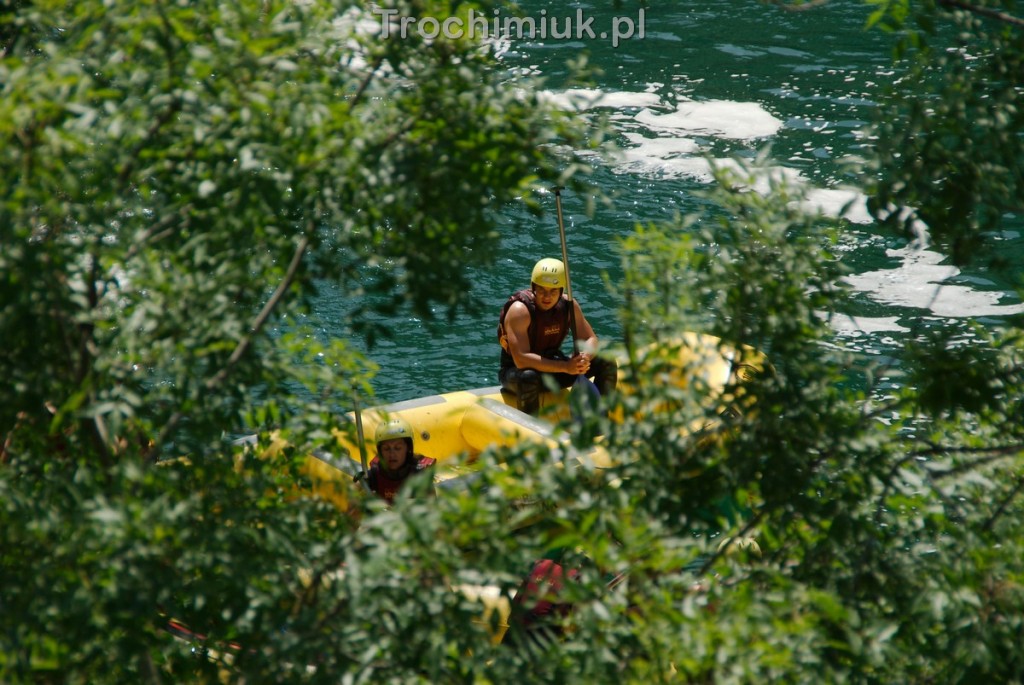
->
<box><xmin>3</xmin><ymin>0</ymin><xmax>1024</xmax><ymax>683</ymax></box>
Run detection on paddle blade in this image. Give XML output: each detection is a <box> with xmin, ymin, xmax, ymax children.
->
<box><xmin>569</xmin><ymin>374</ymin><xmax>601</xmax><ymax>423</ymax></box>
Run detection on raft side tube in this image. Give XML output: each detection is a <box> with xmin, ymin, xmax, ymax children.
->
<box><xmin>459</xmin><ymin>397</ymin><xmax>558</xmax><ymax>454</ymax></box>
<box><xmin>302</xmin><ymin>450</ymin><xmax>362</xmax><ymax>511</ymax></box>
<box><xmin>334</xmin><ymin>392</ymin><xmax>479</xmax><ymax>466</ymax></box>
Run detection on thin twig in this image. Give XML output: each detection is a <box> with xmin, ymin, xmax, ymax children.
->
<box><xmin>116</xmin><ymin>99</ymin><xmax>182</xmax><ymax>189</ymax></box>
<box><xmin>908</xmin><ymin>442</ymin><xmax>1024</xmax><ymax>465</ymax></box>
<box><xmin>348</xmin><ymin>56</ymin><xmax>383</xmax><ymax>112</ymax></box>
<box><xmin>695</xmin><ymin>508</ymin><xmax>766</xmax><ymax>577</ymax></box>
<box><xmin>123</xmin><ymin>205</ymin><xmax>192</xmax><ymax>261</ymax></box>
<box><xmin>83</xmin><ymin>245</ymin><xmax>113</xmax><ymax>468</ymax></box>
<box><xmin>982</xmin><ymin>475</ymin><xmax>1024</xmax><ymax>532</ymax></box>
<box><xmin>764</xmin><ymin>0</ymin><xmax>831</xmax><ymax>11</ymax></box>
<box><xmin>116</xmin><ymin>3</ymin><xmax>182</xmax><ymax>190</ymax></box>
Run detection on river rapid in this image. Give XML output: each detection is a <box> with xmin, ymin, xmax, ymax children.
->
<box><xmin>313</xmin><ymin>0</ymin><xmax>1024</xmax><ymax>406</ymax></box>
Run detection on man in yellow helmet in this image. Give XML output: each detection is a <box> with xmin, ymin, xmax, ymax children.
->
<box><xmin>497</xmin><ymin>258</ymin><xmax>617</xmax><ymax>415</ymax></box>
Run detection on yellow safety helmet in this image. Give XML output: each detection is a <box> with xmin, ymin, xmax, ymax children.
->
<box><xmin>375</xmin><ymin>416</ymin><xmax>414</xmax><ymax>444</ymax></box>
<box><xmin>531</xmin><ymin>258</ymin><xmax>566</xmax><ymax>289</ymax></box>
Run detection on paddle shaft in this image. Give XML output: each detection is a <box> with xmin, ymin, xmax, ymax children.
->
<box><xmin>552</xmin><ymin>188</ymin><xmax>603</xmax><ymax>413</ymax></box>
<box><xmin>553</xmin><ymin>188</ymin><xmax>580</xmax><ymax>356</ymax></box>
<box><xmin>352</xmin><ymin>394</ymin><xmax>373</xmax><ymax>492</ymax></box>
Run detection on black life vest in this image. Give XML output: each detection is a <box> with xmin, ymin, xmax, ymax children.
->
<box><xmin>497</xmin><ymin>289</ymin><xmax>571</xmax><ymax>366</ymax></box>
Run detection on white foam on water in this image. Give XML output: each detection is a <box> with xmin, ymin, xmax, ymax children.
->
<box><xmin>540</xmin><ymin>88</ymin><xmax>663</xmax><ymax>111</ymax></box>
<box><xmin>634</xmin><ymin>100</ymin><xmax>785</xmax><ymax>140</ymax></box>
<box><xmin>708</xmin><ymin>159</ymin><xmax>803</xmax><ymax>193</ymax></box>
<box><xmin>844</xmin><ymin>247</ymin><xmax>1024</xmax><ymax>318</ymax></box>
<box><xmin>823</xmin><ymin>313</ymin><xmax>909</xmax><ymax>334</ymax></box>
<box><xmin>802</xmin><ymin>188</ymin><xmax>873</xmax><ymax>224</ymax></box>
<box><xmin>536</xmin><ymin>88</ymin><xmax>786</xmax><ymax>180</ymax></box>
<box><xmin>611</xmin><ymin>132</ymin><xmax>707</xmax><ymax>178</ymax></box>
<box><xmin>543</xmin><ymin>85</ymin><xmax>1024</xmax><ymax>325</ymax></box>
<box><xmin>620</xmin><ymin>132</ymin><xmax>701</xmax><ymax>157</ymax></box>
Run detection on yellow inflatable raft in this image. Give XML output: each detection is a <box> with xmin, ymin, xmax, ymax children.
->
<box><xmin>299</xmin><ymin>331</ymin><xmax>766</xmax><ymax>508</ymax></box>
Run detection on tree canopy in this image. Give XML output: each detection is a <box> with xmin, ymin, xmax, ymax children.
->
<box><xmin>3</xmin><ymin>0</ymin><xmax>1024</xmax><ymax>683</ymax></box>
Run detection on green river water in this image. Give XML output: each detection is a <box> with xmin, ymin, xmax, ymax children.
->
<box><xmin>312</xmin><ymin>0</ymin><xmax>1024</xmax><ymax>406</ymax></box>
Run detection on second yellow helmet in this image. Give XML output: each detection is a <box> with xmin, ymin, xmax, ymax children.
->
<box><xmin>375</xmin><ymin>417</ymin><xmax>413</xmax><ymax>444</ymax></box>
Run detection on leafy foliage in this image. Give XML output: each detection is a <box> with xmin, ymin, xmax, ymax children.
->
<box><xmin>867</xmin><ymin>0</ymin><xmax>1024</xmax><ymax>266</ymax></box>
<box><xmin>0</xmin><ymin>0</ymin><xmax>590</xmax><ymax>462</ymax></box>
<box><xmin>3</xmin><ymin>0</ymin><xmax>1024</xmax><ymax>683</ymax></box>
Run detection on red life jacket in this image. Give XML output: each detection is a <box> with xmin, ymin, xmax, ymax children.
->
<box><xmin>497</xmin><ymin>289</ymin><xmax>571</xmax><ymax>366</ymax></box>
<box><xmin>513</xmin><ymin>559</ymin><xmax>579</xmax><ymax>627</ymax></box>
<box><xmin>367</xmin><ymin>454</ymin><xmax>436</xmax><ymax>504</ymax></box>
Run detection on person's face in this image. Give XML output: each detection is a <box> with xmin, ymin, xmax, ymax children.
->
<box><xmin>379</xmin><ymin>438</ymin><xmax>409</xmax><ymax>470</ymax></box>
<box><xmin>533</xmin><ymin>284</ymin><xmax>562</xmax><ymax>311</ymax></box>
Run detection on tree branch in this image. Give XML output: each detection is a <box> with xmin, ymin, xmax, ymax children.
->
<box><xmin>937</xmin><ymin>0</ymin><xmax>1024</xmax><ymax>28</ymax></box>
<box><xmin>145</xmin><ymin>226</ymin><xmax>312</xmax><ymax>463</ymax></box>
